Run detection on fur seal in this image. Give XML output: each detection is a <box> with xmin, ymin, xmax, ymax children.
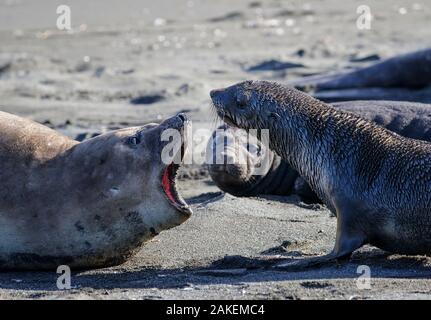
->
<box><xmin>0</xmin><ymin>111</ymin><xmax>191</xmax><ymax>270</ymax></box>
<box><xmin>211</xmin><ymin>80</ymin><xmax>431</xmax><ymax>270</ymax></box>
<box><xmin>207</xmin><ymin>100</ymin><xmax>431</xmax><ymax>202</ymax></box>
<box><xmin>292</xmin><ymin>48</ymin><xmax>431</xmax><ymax>103</ymax></box>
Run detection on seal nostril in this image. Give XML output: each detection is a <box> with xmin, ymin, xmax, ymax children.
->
<box><xmin>177</xmin><ymin>113</ymin><xmax>187</xmax><ymax>122</ymax></box>
<box><xmin>210</xmin><ymin>89</ymin><xmax>219</xmax><ymax>99</ymax></box>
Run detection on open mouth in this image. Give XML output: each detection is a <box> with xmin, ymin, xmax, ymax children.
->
<box><xmin>213</xmin><ymin>104</ymin><xmax>236</xmax><ymax>127</ymax></box>
<box><xmin>220</xmin><ymin>114</ymin><xmax>236</xmax><ymax>127</ymax></box>
<box><xmin>161</xmin><ymin>139</ymin><xmax>192</xmax><ymax>216</ymax></box>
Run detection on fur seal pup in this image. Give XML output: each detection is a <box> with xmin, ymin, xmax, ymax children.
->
<box><xmin>0</xmin><ymin>111</ymin><xmax>191</xmax><ymax>270</ymax></box>
<box><xmin>211</xmin><ymin>80</ymin><xmax>431</xmax><ymax>270</ymax></box>
<box><xmin>208</xmin><ymin>100</ymin><xmax>431</xmax><ymax>202</ymax></box>
<box><xmin>292</xmin><ymin>48</ymin><xmax>431</xmax><ymax>103</ymax></box>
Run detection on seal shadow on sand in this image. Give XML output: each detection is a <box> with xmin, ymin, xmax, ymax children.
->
<box><xmin>1</xmin><ymin>193</ymin><xmax>431</xmax><ymax>292</ymax></box>
<box><xmin>1</xmin><ymin>248</ymin><xmax>430</xmax><ymax>292</ymax></box>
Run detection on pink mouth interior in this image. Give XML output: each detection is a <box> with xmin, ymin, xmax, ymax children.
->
<box><xmin>160</xmin><ymin>140</ymin><xmax>191</xmax><ymax>215</ymax></box>
<box><xmin>162</xmin><ymin>164</ymin><xmax>178</xmax><ymax>205</ymax></box>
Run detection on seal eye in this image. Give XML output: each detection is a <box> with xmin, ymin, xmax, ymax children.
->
<box><xmin>236</xmin><ymin>91</ymin><xmax>249</xmax><ymax>109</ymax></box>
<box><xmin>128</xmin><ymin>136</ymin><xmax>140</xmax><ymax>146</ymax></box>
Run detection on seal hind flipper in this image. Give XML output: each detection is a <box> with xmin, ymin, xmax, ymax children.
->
<box><xmin>292</xmin><ymin>48</ymin><xmax>431</xmax><ymax>91</ymax></box>
<box><xmin>314</xmin><ymin>87</ymin><xmax>431</xmax><ymax>103</ymax></box>
<box><xmin>292</xmin><ymin>48</ymin><xmax>431</xmax><ymax>103</ymax></box>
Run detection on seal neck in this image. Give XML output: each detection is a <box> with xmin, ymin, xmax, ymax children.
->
<box><xmin>267</xmin><ymin>99</ymin><xmax>339</xmax><ymax>206</ymax></box>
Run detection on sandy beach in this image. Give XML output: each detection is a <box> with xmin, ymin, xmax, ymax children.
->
<box><xmin>1</xmin><ymin>0</ymin><xmax>431</xmax><ymax>299</ymax></box>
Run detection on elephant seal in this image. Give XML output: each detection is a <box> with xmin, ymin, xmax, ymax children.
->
<box><xmin>292</xmin><ymin>48</ymin><xmax>431</xmax><ymax>103</ymax></box>
<box><xmin>207</xmin><ymin>100</ymin><xmax>431</xmax><ymax>202</ymax></box>
<box><xmin>206</xmin><ymin>124</ymin><xmax>299</xmax><ymax>197</ymax></box>
<box><xmin>0</xmin><ymin>111</ymin><xmax>191</xmax><ymax>270</ymax></box>
<box><xmin>210</xmin><ymin>80</ymin><xmax>431</xmax><ymax>270</ymax></box>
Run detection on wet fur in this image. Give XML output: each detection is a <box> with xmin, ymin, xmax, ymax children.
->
<box><xmin>208</xmin><ymin>100</ymin><xmax>431</xmax><ymax>202</ymax></box>
<box><xmin>211</xmin><ymin>81</ymin><xmax>431</xmax><ymax>259</ymax></box>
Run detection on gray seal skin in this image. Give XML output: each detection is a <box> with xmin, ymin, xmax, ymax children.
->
<box><xmin>292</xmin><ymin>48</ymin><xmax>431</xmax><ymax>103</ymax></box>
<box><xmin>207</xmin><ymin>124</ymin><xmax>300</xmax><ymax>197</ymax></box>
<box><xmin>0</xmin><ymin>111</ymin><xmax>191</xmax><ymax>270</ymax></box>
<box><xmin>208</xmin><ymin>100</ymin><xmax>431</xmax><ymax>202</ymax></box>
<box><xmin>210</xmin><ymin>80</ymin><xmax>431</xmax><ymax>270</ymax></box>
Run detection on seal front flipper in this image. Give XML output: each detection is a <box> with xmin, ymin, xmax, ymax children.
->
<box><xmin>275</xmin><ymin>210</ymin><xmax>367</xmax><ymax>271</ymax></box>
<box><xmin>274</xmin><ymin>237</ymin><xmax>366</xmax><ymax>271</ymax></box>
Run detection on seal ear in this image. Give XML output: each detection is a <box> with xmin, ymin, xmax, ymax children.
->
<box><xmin>267</xmin><ymin>111</ymin><xmax>281</xmax><ymax>120</ymax></box>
